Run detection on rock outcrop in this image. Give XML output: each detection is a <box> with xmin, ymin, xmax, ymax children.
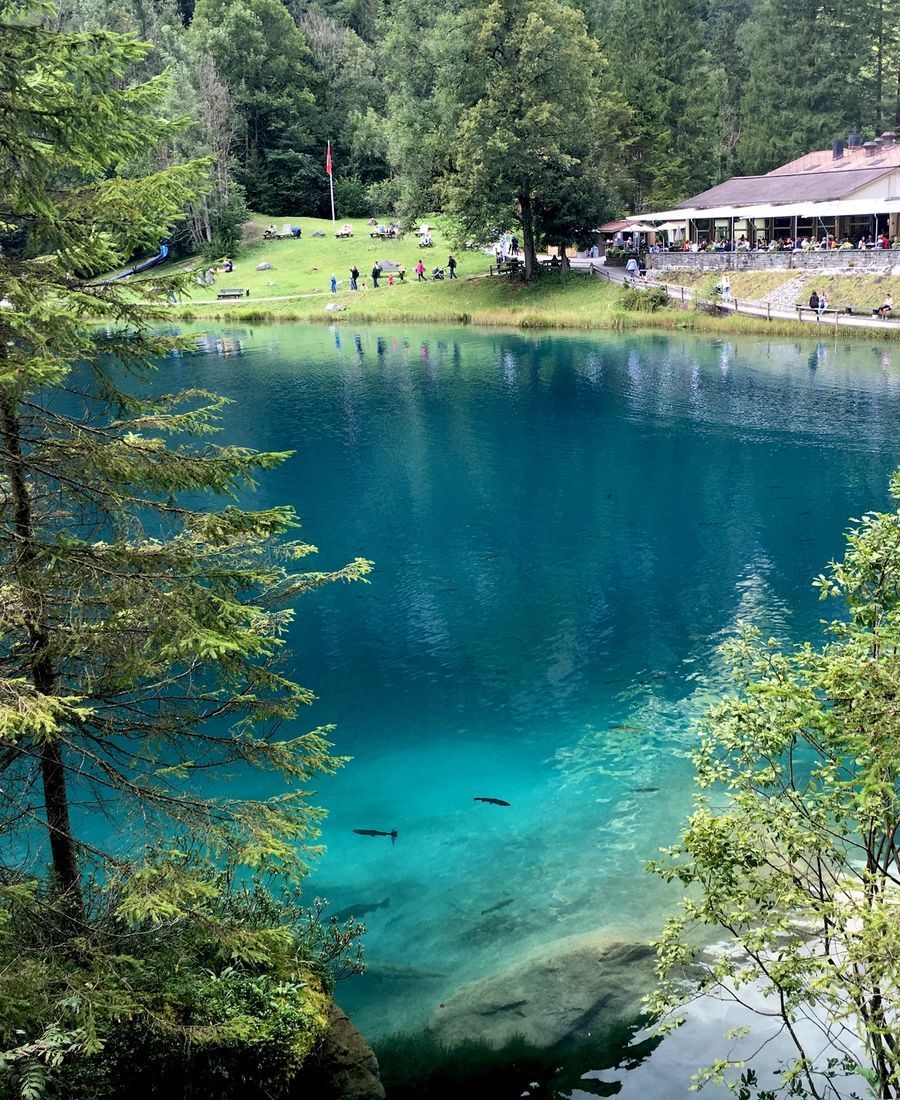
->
<box><xmin>293</xmin><ymin>1001</ymin><xmax>385</xmax><ymax>1100</ymax></box>
<box><xmin>429</xmin><ymin>932</ymin><xmax>655</xmax><ymax>1049</ymax></box>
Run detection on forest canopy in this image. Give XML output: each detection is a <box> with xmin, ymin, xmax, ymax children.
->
<box><xmin>49</xmin><ymin>0</ymin><xmax>900</xmax><ymax>256</ymax></box>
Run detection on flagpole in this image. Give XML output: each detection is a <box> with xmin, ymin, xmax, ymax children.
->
<box><xmin>327</xmin><ymin>140</ymin><xmax>336</xmax><ymax>224</ymax></box>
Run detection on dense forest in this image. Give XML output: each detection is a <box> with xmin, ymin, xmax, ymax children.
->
<box><xmin>57</xmin><ymin>0</ymin><xmax>900</xmax><ymax>257</ymax></box>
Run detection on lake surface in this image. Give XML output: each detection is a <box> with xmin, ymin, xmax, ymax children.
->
<box><xmin>163</xmin><ymin>324</ymin><xmax>900</xmax><ymax>1095</ymax></box>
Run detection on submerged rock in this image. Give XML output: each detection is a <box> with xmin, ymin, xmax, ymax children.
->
<box><xmin>429</xmin><ymin>931</ymin><xmax>655</xmax><ymax>1049</ymax></box>
<box><xmin>293</xmin><ymin>1001</ymin><xmax>385</xmax><ymax>1100</ymax></box>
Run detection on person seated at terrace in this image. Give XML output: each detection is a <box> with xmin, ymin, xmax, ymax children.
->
<box><xmin>879</xmin><ymin>233</ymin><xmax>891</xmax><ymax>249</ymax></box>
<box><xmin>839</xmin><ymin>238</ymin><xmax>854</xmax><ymax>250</ymax></box>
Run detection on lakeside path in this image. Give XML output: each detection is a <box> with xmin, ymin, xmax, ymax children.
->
<box><xmin>578</xmin><ymin>259</ymin><xmax>900</xmax><ymax>334</ymax></box>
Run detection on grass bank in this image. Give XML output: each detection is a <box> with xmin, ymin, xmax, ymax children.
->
<box><xmin>149</xmin><ymin>214</ymin><xmax>900</xmax><ymax>340</ymax></box>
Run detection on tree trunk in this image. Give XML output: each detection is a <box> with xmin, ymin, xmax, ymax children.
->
<box><xmin>876</xmin><ymin>0</ymin><xmax>885</xmax><ymax>134</ymax></box>
<box><xmin>0</xmin><ymin>386</ymin><xmax>83</xmax><ymax>913</ymax></box>
<box><xmin>520</xmin><ymin>192</ymin><xmax>536</xmax><ymax>282</ymax></box>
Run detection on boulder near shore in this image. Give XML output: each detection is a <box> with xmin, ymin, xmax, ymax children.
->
<box><xmin>429</xmin><ymin>932</ymin><xmax>655</xmax><ymax>1049</ymax></box>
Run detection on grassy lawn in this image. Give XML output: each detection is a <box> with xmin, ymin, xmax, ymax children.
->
<box><xmin>132</xmin><ymin>214</ymin><xmax>900</xmax><ymax>339</ymax></box>
<box><xmin>650</xmin><ymin>267</ymin><xmax>798</xmax><ymax>301</ymax></box>
<box><xmin>162</xmin><ymin>214</ymin><xmax>638</xmax><ymax>328</ymax></box>
<box><xmin>176</xmin><ymin>213</ymin><xmax>489</xmax><ymax>304</ymax></box>
<box><xmin>794</xmin><ymin>273</ymin><xmax>900</xmax><ymax>310</ymax></box>
<box><xmin>177</xmin><ymin>268</ymin><xmax>642</xmax><ymax>328</ymax></box>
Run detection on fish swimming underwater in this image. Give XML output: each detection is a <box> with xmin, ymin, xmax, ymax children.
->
<box><xmin>480</xmin><ymin>897</ymin><xmax>514</xmax><ymax>916</ymax></box>
<box><xmin>353</xmin><ymin>828</ymin><xmax>398</xmax><ymax>845</ymax></box>
<box><xmin>332</xmin><ymin>897</ymin><xmax>391</xmax><ymax>922</ymax></box>
<box><xmin>473</xmin><ymin>797</ymin><xmax>510</xmax><ymax>807</ymax></box>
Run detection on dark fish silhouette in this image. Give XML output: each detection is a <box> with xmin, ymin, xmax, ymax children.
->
<box><xmin>353</xmin><ymin>828</ymin><xmax>398</xmax><ymax>845</ymax></box>
<box><xmin>474</xmin><ymin>797</ymin><xmax>510</xmax><ymax>807</ymax></box>
<box><xmin>332</xmin><ymin>897</ymin><xmax>391</xmax><ymax>923</ymax></box>
<box><xmin>480</xmin><ymin>897</ymin><xmax>514</xmax><ymax>916</ymax></box>
<box><xmin>632</xmin><ymin>787</ymin><xmax>660</xmax><ymax>793</ymax></box>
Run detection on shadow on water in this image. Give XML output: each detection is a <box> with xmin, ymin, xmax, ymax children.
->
<box><xmin>375</xmin><ymin>1019</ymin><xmax>660</xmax><ymax>1099</ymax></box>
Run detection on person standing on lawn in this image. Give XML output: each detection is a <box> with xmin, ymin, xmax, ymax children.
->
<box><xmin>448</xmin><ymin>255</ymin><xmax>457</xmax><ymax>279</ymax></box>
<box><xmin>416</xmin><ymin>259</ymin><xmax>426</xmax><ymax>281</ymax></box>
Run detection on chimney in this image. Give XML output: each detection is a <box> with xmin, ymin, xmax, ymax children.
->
<box><xmin>883</xmin><ymin>131</ymin><xmax>896</xmax><ymax>145</ymax></box>
<box><xmin>864</xmin><ymin>141</ymin><xmax>878</xmax><ymax>157</ymax></box>
<box><xmin>849</xmin><ymin>132</ymin><xmax>862</xmax><ymax>149</ymax></box>
<box><xmin>832</xmin><ymin>138</ymin><xmax>845</xmax><ymax>159</ymax></box>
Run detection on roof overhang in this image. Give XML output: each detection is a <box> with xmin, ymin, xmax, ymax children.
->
<box><xmin>642</xmin><ymin>197</ymin><xmax>900</xmax><ymax>221</ymax></box>
<box><xmin>597</xmin><ymin>219</ymin><xmax>658</xmax><ymax>233</ymax></box>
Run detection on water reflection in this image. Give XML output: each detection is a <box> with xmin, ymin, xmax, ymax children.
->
<box><xmin>161</xmin><ymin>324</ymin><xmax>900</xmax><ymax>1094</ymax></box>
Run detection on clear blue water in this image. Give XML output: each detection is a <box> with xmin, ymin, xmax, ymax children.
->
<box><xmin>161</xmin><ymin>325</ymin><xmax>900</xmax><ymax>1092</ymax></box>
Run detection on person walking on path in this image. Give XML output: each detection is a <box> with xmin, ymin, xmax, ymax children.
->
<box><xmin>510</xmin><ymin>235</ymin><xmax>518</xmax><ymax>258</ymax></box>
<box><xmin>330</xmin><ymin>272</ymin><xmax>337</xmax><ymax>293</ymax></box>
<box><xmin>817</xmin><ymin>288</ymin><xmax>828</xmax><ymax>319</ymax></box>
<box><xmin>416</xmin><ymin>259</ymin><xmax>426</xmax><ymax>281</ymax></box>
<box><xmin>499</xmin><ymin>232</ymin><xmax>507</xmax><ymax>261</ymax></box>
<box><xmin>371</xmin><ymin>262</ymin><xmax>381</xmax><ymax>288</ymax></box>
<box><xmin>349</xmin><ymin>265</ymin><xmax>359</xmax><ymax>291</ymax></box>
<box><xmin>448</xmin><ymin>255</ymin><xmax>457</xmax><ymax>279</ymax></box>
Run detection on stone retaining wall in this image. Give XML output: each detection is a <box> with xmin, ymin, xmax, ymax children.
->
<box><xmin>648</xmin><ymin>251</ymin><xmax>900</xmax><ymax>274</ymax></box>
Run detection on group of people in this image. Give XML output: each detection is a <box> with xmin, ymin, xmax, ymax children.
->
<box><xmin>334</xmin><ymin>255</ymin><xmax>458</xmax><ymax>292</ymax></box>
<box><xmin>264</xmin><ymin>223</ymin><xmax>302</xmax><ymax>239</ymax></box>
<box><xmin>808</xmin><ymin>288</ymin><xmax>830</xmax><ymax>317</ymax></box>
<box><xmin>808</xmin><ymin>288</ymin><xmax>894</xmax><ymax>319</ymax></box>
<box><xmin>674</xmin><ymin>233</ymin><xmax>899</xmax><ymax>253</ymax></box>
<box><xmin>497</xmin><ymin>232</ymin><xmax>519</xmax><ymax>262</ymax></box>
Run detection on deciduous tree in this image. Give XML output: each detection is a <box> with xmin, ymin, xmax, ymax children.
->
<box><xmin>652</xmin><ymin>472</ymin><xmax>900</xmax><ymax>1099</ymax></box>
<box><xmin>440</xmin><ymin>0</ymin><xmax>624</xmax><ymax>280</ymax></box>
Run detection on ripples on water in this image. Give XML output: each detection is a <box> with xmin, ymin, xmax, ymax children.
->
<box><xmin>166</xmin><ymin>326</ymin><xmax>900</xmax><ymax>1095</ymax></box>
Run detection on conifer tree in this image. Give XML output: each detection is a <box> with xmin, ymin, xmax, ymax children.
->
<box><xmin>737</xmin><ymin>0</ymin><xmax>870</xmax><ymax>173</ymax></box>
<box><xmin>605</xmin><ymin>0</ymin><xmax>722</xmax><ymax>211</ymax></box>
<box><xmin>0</xmin><ymin>7</ymin><xmax>369</xmax><ymax>1090</ymax></box>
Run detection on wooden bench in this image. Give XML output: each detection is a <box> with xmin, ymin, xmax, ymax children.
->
<box><xmin>795</xmin><ymin>305</ymin><xmax>840</xmax><ymax>320</ymax></box>
<box><xmin>844</xmin><ymin>305</ymin><xmax>894</xmax><ymax>319</ymax></box>
<box><xmin>490</xmin><ymin>259</ymin><xmax>522</xmax><ymax>276</ymax></box>
<box><xmin>216</xmin><ymin>287</ymin><xmax>249</xmax><ymax>299</ymax></box>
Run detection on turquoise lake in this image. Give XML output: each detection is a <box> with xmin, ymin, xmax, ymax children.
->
<box><xmin>164</xmin><ymin>324</ymin><xmax>900</xmax><ymax>1095</ymax></box>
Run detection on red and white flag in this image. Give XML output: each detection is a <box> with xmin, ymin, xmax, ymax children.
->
<box><xmin>326</xmin><ymin>141</ymin><xmax>333</xmax><ymax>176</ymax></box>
